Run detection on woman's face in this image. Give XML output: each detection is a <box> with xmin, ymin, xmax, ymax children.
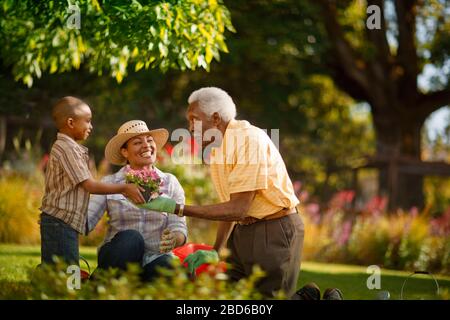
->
<box><xmin>120</xmin><ymin>134</ymin><xmax>157</xmax><ymax>169</ymax></box>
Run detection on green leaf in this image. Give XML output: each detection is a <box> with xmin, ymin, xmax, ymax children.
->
<box><xmin>183</xmin><ymin>55</ymin><xmax>192</xmax><ymax>69</ymax></box>
<box><xmin>135</xmin><ymin>61</ymin><xmax>144</xmax><ymax>71</ymax></box>
<box><xmin>3</xmin><ymin>0</ymin><xmax>14</xmax><ymax>12</ymax></box>
<box><xmin>158</xmin><ymin>42</ymin><xmax>168</xmax><ymax>57</ymax></box>
<box><xmin>131</xmin><ymin>0</ymin><xmax>143</xmax><ymax>11</ymax></box>
<box><xmin>91</xmin><ymin>0</ymin><xmax>103</xmax><ymax>12</ymax></box>
<box><xmin>33</xmin><ymin>60</ymin><xmax>42</xmax><ymax>78</ymax></box>
<box><xmin>217</xmin><ymin>37</ymin><xmax>229</xmax><ymax>53</ymax></box>
<box><xmin>23</xmin><ymin>75</ymin><xmax>33</xmax><ymax>88</ymax></box>
<box><xmin>205</xmin><ymin>46</ymin><xmax>213</xmax><ymax>63</ymax></box>
<box><xmin>115</xmin><ymin>71</ymin><xmax>123</xmax><ymax>83</ymax></box>
<box><xmin>49</xmin><ymin>59</ymin><xmax>58</xmax><ymax>74</ymax></box>
<box><xmin>197</xmin><ymin>54</ymin><xmax>207</xmax><ymax>69</ymax></box>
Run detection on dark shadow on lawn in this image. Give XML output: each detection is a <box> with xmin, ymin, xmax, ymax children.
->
<box><xmin>0</xmin><ymin>250</ymin><xmax>97</xmax><ymax>262</ymax></box>
<box><xmin>298</xmin><ymin>269</ymin><xmax>449</xmax><ymax>300</ymax></box>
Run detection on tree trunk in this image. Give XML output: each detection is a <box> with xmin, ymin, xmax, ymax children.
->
<box><xmin>0</xmin><ymin>116</ymin><xmax>6</xmax><ymax>162</ymax></box>
<box><xmin>373</xmin><ymin>112</ymin><xmax>425</xmax><ymax>211</ymax></box>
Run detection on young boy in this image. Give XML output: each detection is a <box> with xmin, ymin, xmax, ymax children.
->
<box><xmin>39</xmin><ymin>96</ymin><xmax>145</xmax><ymax>266</ymax></box>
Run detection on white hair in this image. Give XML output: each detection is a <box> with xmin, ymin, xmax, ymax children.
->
<box><xmin>188</xmin><ymin>87</ymin><xmax>236</xmax><ymax>122</ymax></box>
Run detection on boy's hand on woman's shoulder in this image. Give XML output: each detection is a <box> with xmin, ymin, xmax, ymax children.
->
<box><xmin>122</xmin><ymin>184</ymin><xmax>145</xmax><ymax>204</ymax></box>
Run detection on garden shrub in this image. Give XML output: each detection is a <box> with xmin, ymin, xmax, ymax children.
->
<box><xmin>302</xmin><ymin>203</ymin><xmax>450</xmax><ymax>275</ymax></box>
<box><xmin>27</xmin><ymin>259</ymin><xmax>268</xmax><ymax>300</ymax></box>
<box><xmin>0</xmin><ymin>174</ymin><xmax>43</xmax><ymax>244</ymax></box>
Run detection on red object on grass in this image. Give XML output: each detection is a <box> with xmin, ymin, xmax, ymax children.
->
<box><xmin>80</xmin><ymin>269</ymin><xmax>90</xmax><ymax>282</ymax></box>
<box><xmin>172</xmin><ymin>243</ymin><xmax>226</xmax><ymax>276</ymax></box>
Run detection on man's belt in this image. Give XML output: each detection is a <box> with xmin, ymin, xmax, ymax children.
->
<box><xmin>237</xmin><ymin>207</ymin><xmax>297</xmax><ymax>226</ymax></box>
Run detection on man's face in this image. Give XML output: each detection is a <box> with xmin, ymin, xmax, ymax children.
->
<box><xmin>186</xmin><ymin>101</ymin><xmax>217</xmax><ymax>148</ymax></box>
<box><xmin>72</xmin><ymin>104</ymin><xmax>93</xmax><ymax>141</ymax></box>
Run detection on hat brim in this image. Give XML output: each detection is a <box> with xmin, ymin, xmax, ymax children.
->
<box><xmin>104</xmin><ymin>129</ymin><xmax>169</xmax><ymax>166</ymax></box>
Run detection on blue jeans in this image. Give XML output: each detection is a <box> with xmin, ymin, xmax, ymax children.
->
<box><xmin>96</xmin><ymin>229</ymin><xmax>174</xmax><ymax>282</ymax></box>
<box><xmin>40</xmin><ymin>212</ymin><xmax>79</xmax><ymax>265</ymax></box>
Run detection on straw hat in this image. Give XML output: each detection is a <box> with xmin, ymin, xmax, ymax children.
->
<box><xmin>105</xmin><ymin>120</ymin><xmax>169</xmax><ymax>165</ymax></box>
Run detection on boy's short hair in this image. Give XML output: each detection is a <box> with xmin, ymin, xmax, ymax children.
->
<box><xmin>52</xmin><ymin>96</ymin><xmax>89</xmax><ymax>129</ymax></box>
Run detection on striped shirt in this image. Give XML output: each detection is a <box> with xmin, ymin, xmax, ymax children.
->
<box><xmin>209</xmin><ymin>119</ymin><xmax>299</xmax><ymax>219</ymax></box>
<box><xmin>86</xmin><ymin>166</ymin><xmax>187</xmax><ymax>261</ymax></box>
<box><xmin>40</xmin><ymin>133</ymin><xmax>92</xmax><ymax>233</ymax></box>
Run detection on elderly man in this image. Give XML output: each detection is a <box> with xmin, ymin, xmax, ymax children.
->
<box><xmin>144</xmin><ymin>87</ymin><xmax>304</xmax><ymax>298</ymax></box>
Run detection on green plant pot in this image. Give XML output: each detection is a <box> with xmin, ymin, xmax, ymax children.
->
<box><xmin>126</xmin><ymin>182</ymin><xmax>157</xmax><ymax>202</ymax></box>
<box><xmin>142</xmin><ymin>185</ymin><xmax>157</xmax><ymax>202</ymax></box>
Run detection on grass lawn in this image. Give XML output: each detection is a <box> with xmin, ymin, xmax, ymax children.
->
<box><xmin>0</xmin><ymin>244</ymin><xmax>449</xmax><ymax>300</ymax></box>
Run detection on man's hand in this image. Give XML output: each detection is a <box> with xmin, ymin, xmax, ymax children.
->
<box><xmin>159</xmin><ymin>229</ymin><xmax>176</xmax><ymax>253</ymax></box>
<box><xmin>138</xmin><ymin>196</ymin><xmax>177</xmax><ymax>214</ymax></box>
<box><xmin>184</xmin><ymin>250</ymin><xmax>219</xmax><ymax>275</ymax></box>
<box><xmin>122</xmin><ymin>184</ymin><xmax>145</xmax><ymax>204</ymax></box>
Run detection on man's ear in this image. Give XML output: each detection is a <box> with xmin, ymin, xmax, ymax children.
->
<box><xmin>212</xmin><ymin>112</ymin><xmax>221</xmax><ymax>126</ymax></box>
<box><xmin>66</xmin><ymin>117</ymin><xmax>74</xmax><ymax>129</ymax></box>
<box><xmin>120</xmin><ymin>148</ymin><xmax>128</xmax><ymax>159</ymax></box>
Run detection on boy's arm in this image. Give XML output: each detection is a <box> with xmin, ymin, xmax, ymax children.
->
<box><xmin>55</xmin><ymin>143</ymin><xmax>143</xmax><ymax>204</ymax></box>
<box><xmin>80</xmin><ymin>178</ymin><xmax>145</xmax><ymax>204</ymax></box>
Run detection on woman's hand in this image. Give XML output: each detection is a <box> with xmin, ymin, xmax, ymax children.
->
<box><xmin>184</xmin><ymin>250</ymin><xmax>219</xmax><ymax>275</ymax></box>
<box><xmin>159</xmin><ymin>229</ymin><xmax>176</xmax><ymax>253</ymax></box>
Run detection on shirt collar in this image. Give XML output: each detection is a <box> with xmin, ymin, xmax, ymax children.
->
<box><xmin>210</xmin><ymin>119</ymin><xmax>241</xmax><ymax>157</ymax></box>
<box><xmin>226</xmin><ymin>119</ymin><xmax>239</xmax><ymax>130</ymax></box>
<box><xmin>57</xmin><ymin>132</ymin><xmax>88</xmax><ymax>154</ymax></box>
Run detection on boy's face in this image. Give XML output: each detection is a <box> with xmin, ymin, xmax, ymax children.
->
<box><xmin>70</xmin><ymin>104</ymin><xmax>93</xmax><ymax>141</ymax></box>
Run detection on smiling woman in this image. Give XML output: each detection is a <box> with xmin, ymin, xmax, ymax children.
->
<box><xmin>86</xmin><ymin>120</ymin><xmax>188</xmax><ymax>282</ymax></box>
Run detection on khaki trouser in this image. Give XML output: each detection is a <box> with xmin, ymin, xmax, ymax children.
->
<box><xmin>226</xmin><ymin>213</ymin><xmax>305</xmax><ymax>298</ymax></box>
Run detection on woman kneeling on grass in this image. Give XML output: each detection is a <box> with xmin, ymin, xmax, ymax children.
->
<box><xmin>85</xmin><ymin>120</ymin><xmax>187</xmax><ymax>282</ymax></box>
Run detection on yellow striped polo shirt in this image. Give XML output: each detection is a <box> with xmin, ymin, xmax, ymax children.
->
<box><xmin>209</xmin><ymin>119</ymin><xmax>299</xmax><ymax>219</ymax></box>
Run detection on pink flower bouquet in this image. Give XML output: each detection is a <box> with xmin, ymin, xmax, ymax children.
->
<box><xmin>124</xmin><ymin>165</ymin><xmax>162</xmax><ymax>202</ymax></box>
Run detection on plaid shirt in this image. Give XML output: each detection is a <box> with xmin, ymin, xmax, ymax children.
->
<box><xmin>40</xmin><ymin>133</ymin><xmax>92</xmax><ymax>233</ymax></box>
<box><xmin>86</xmin><ymin>166</ymin><xmax>187</xmax><ymax>258</ymax></box>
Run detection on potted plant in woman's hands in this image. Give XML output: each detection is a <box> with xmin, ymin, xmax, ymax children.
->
<box><xmin>125</xmin><ymin>165</ymin><xmax>178</xmax><ymax>214</ymax></box>
<box><xmin>124</xmin><ymin>165</ymin><xmax>162</xmax><ymax>202</ymax></box>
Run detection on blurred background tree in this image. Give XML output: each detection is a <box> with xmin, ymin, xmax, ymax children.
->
<box><xmin>0</xmin><ymin>0</ymin><xmax>449</xmax><ymax>213</ymax></box>
<box><xmin>302</xmin><ymin>0</ymin><xmax>450</xmax><ymax>210</ymax></box>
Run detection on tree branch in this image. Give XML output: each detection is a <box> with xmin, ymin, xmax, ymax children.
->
<box><xmin>329</xmin><ymin>62</ymin><xmax>371</xmax><ymax>101</ymax></box>
<box><xmin>418</xmin><ymin>88</ymin><xmax>450</xmax><ymax>118</ymax></box>
<box><xmin>394</xmin><ymin>0</ymin><xmax>419</xmax><ymax>93</ymax></box>
<box><xmin>315</xmin><ymin>0</ymin><xmax>371</xmax><ymax>101</ymax></box>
